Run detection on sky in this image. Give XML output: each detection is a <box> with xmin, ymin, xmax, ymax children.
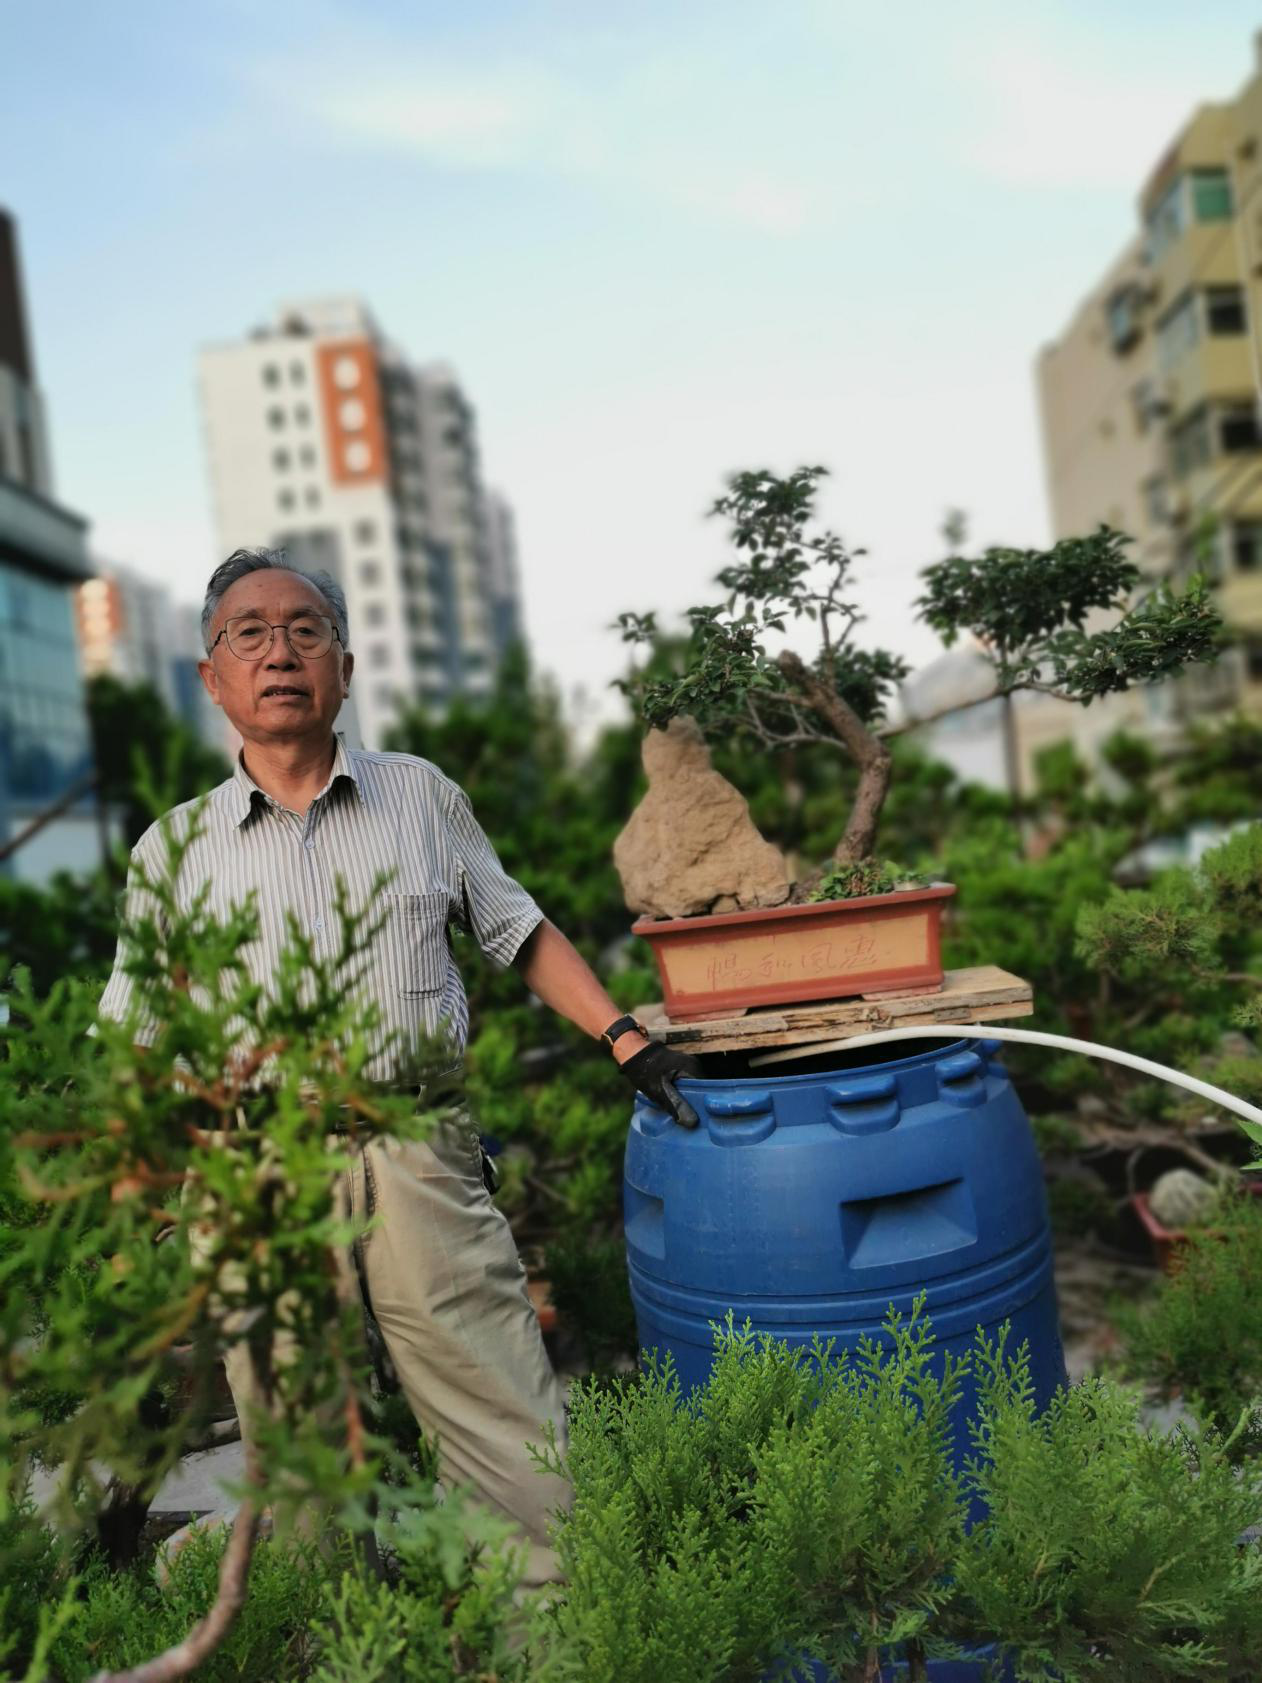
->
<box><xmin>5</xmin><ymin>0</ymin><xmax>1262</xmax><ymax>727</ymax></box>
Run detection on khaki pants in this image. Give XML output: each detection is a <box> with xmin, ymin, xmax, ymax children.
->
<box><xmin>215</xmin><ymin>1116</ymin><xmax>571</xmax><ymax>1586</ymax></box>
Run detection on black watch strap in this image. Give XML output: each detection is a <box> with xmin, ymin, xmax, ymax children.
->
<box><xmin>601</xmin><ymin>1013</ymin><xmax>647</xmax><ymax>1050</ymax></box>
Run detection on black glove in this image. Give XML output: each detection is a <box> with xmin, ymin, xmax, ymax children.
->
<box><xmin>618</xmin><ymin>1043</ymin><xmax>704</xmax><ymax>1129</ymax></box>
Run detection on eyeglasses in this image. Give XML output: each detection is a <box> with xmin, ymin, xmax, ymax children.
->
<box><xmin>210</xmin><ymin>613</ymin><xmax>342</xmax><ymax>662</ymax></box>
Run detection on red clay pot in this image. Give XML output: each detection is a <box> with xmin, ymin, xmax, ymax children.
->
<box><xmin>632</xmin><ymin>883</ymin><xmax>956</xmax><ymax>1022</ymax></box>
<box><xmin>1131</xmin><ymin>1183</ymin><xmax>1262</xmax><ymax>1273</ymax></box>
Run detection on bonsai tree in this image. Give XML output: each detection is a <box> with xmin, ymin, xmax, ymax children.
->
<box><xmin>617</xmin><ymin>467</ymin><xmax>1223</xmax><ymax>898</ymax></box>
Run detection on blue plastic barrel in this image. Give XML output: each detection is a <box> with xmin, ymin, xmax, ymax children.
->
<box><xmin>624</xmin><ymin>1035</ymin><xmax>1066</xmax><ymax>1476</ymax></box>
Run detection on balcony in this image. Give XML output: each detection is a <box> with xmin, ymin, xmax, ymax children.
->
<box><xmin>1219</xmin><ymin>569</ymin><xmax>1262</xmax><ymax>633</ymax></box>
<box><xmin>0</xmin><ymin>476</ymin><xmax>90</xmax><ymax>582</ymax></box>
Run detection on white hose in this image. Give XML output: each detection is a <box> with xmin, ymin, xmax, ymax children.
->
<box><xmin>747</xmin><ymin>1023</ymin><xmax>1262</xmax><ymax>1132</ymax></box>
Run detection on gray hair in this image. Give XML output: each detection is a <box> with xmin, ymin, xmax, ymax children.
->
<box><xmin>201</xmin><ymin>547</ymin><xmax>351</xmax><ymax>654</ymax></box>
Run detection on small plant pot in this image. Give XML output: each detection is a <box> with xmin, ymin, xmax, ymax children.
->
<box><xmin>1130</xmin><ymin>1183</ymin><xmax>1262</xmax><ymax>1273</ymax></box>
<box><xmin>633</xmin><ymin>883</ymin><xmax>956</xmax><ymax>1022</ymax></box>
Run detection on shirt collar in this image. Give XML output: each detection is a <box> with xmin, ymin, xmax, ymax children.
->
<box><xmin>226</xmin><ymin>734</ymin><xmax>365</xmax><ymax>828</ymax></box>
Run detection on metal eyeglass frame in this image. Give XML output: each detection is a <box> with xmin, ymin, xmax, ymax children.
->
<box><xmin>208</xmin><ymin>614</ymin><xmax>344</xmax><ymax>661</ymax></box>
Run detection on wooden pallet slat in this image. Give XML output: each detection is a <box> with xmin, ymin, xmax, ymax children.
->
<box><xmin>636</xmin><ymin>965</ymin><xmax>1033</xmax><ymax>1054</ymax></box>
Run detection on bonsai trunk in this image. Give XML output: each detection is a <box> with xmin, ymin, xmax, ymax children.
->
<box><xmin>778</xmin><ymin>650</ymin><xmax>893</xmax><ymax>894</ymax></box>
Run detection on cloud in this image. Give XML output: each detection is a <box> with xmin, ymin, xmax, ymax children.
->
<box><xmin>242</xmin><ymin>27</ymin><xmax>832</xmax><ymax>234</ymax></box>
<box><xmin>284</xmin><ymin>69</ymin><xmax>555</xmax><ymax>169</ymax></box>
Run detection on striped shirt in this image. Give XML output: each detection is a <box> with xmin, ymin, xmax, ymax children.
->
<box><xmin>97</xmin><ymin>736</ymin><xmax>544</xmax><ymax>1081</ymax></box>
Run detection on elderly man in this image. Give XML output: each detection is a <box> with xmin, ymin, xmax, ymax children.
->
<box><xmin>97</xmin><ymin>546</ymin><xmax>700</xmax><ymax>1583</ymax></box>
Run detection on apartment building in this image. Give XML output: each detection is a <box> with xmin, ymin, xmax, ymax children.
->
<box><xmin>198</xmin><ymin>298</ymin><xmax>524</xmax><ymax>750</ymax></box>
<box><xmin>1030</xmin><ymin>35</ymin><xmax>1262</xmax><ymax>785</ymax></box>
<box><xmin>75</xmin><ymin>563</ymin><xmax>226</xmax><ymax>751</ymax></box>
<box><xmin>0</xmin><ymin>208</ymin><xmax>96</xmax><ymax>883</ymax></box>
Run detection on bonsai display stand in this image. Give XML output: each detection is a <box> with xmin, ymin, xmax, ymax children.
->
<box><xmin>636</xmin><ymin>964</ymin><xmax>1032</xmax><ymax>1056</ymax></box>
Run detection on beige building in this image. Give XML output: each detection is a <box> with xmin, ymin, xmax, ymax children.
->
<box><xmin>198</xmin><ymin>298</ymin><xmax>523</xmax><ymax>750</ymax></box>
<box><xmin>1029</xmin><ymin>36</ymin><xmax>1262</xmax><ymax>787</ymax></box>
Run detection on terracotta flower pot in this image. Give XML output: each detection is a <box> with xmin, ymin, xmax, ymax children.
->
<box><xmin>1130</xmin><ymin>1183</ymin><xmax>1262</xmax><ymax>1273</ymax></box>
<box><xmin>633</xmin><ymin>883</ymin><xmax>956</xmax><ymax>1022</ymax></box>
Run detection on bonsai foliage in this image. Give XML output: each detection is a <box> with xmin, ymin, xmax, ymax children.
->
<box><xmin>617</xmin><ymin>466</ymin><xmax>1221</xmax><ymax>880</ymax></box>
<box><xmin>0</xmin><ymin>810</ymin><xmax>530</xmax><ymax>1682</ymax></box>
<box><xmin>805</xmin><ymin>859</ymin><xmax>927</xmax><ymax>902</ymax></box>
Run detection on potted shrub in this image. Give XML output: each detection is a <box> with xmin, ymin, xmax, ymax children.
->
<box><xmin>615</xmin><ymin>468</ymin><xmax>1221</xmax><ymax>1020</ymax></box>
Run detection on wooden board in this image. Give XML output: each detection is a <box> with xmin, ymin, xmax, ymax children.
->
<box><xmin>635</xmin><ymin>964</ymin><xmax>1032</xmax><ymax>1054</ymax></box>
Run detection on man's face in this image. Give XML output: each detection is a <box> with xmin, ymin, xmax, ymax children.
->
<box><xmin>198</xmin><ymin>569</ymin><xmax>355</xmax><ymax>745</ymax></box>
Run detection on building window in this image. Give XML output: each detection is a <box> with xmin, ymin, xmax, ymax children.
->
<box><xmin>353</xmin><ymin>520</ymin><xmax>377</xmax><ymax>544</ymax></box>
<box><xmin>344</xmin><ymin>440</ymin><xmax>371</xmax><ymax>473</ymax></box>
<box><xmin>1170</xmin><ymin>406</ymin><xmax>1212</xmax><ymax>476</ymax></box>
<box><xmin>1219</xmin><ymin>402</ymin><xmax>1260</xmax><ymax>452</ymax></box>
<box><xmin>1142</xmin><ymin>475</ymin><xmax>1169</xmax><ymax>525</ymax></box>
<box><xmin>364</xmin><ymin>602</ymin><xmax>386</xmax><ymax>627</ymax></box>
<box><xmin>262</xmin><ymin>365</ymin><xmax>281</xmax><ymax>388</ymax></box>
<box><xmin>359</xmin><ymin>560</ymin><xmax>381</xmax><ymax>586</ymax></box>
<box><xmin>368</xmin><ymin>643</ymin><xmax>390</xmax><ymax>669</ymax></box>
<box><xmin>289</xmin><ymin>361</ymin><xmax>306</xmax><ymax>384</ymax></box>
<box><xmin>1157</xmin><ymin>291</ymin><xmax>1198</xmax><ymax>368</ymax></box>
<box><xmin>304</xmin><ymin>487</ymin><xmax>321</xmax><ymax>508</ymax></box>
<box><xmin>375</xmin><ymin>684</ymin><xmax>396</xmax><ymax>709</ymax></box>
<box><xmin>333</xmin><ymin>355</ymin><xmax>361</xmax><ymax>390</ymax></box>
<box><xmin>1246</xmin><ymin>641</ymin><xmax>1262</xmax><ymax>683</ymax></box>
<box><xmin>1206</xmin><ymin>285</ymin><xmax>1247</xmax><ymax>335</ymax></box>
<box><xmin>266</xmin><ymin>406</ymin><xmax>286</xmax><ymax>429</ymax></box>
<box><xmin>1191</xmin><ymin>167</ymin><xmax>1232</xmax><ymax>222</ymax></box>
<box><xmin>272</xmin><ymin>448</ymin><xmax>291</xmax><ymax>471</ymax></box>
<box><xmin>340</xmin><ymin>398</ymin><xmax>366</xmax><ymax>431</ymax></box>
<box><xmin>293</xmin><ymin>403</ymin><xmax>311</xmax><ymax>426</ymax></box>
<box><xmin>1106</xmin><ymin>284</ymin><xmax>1142</xmax><ymax>354</ymax></box>
<box><xmin>277</xmin><ymin>489</ymin><xmax>296</xmax><ymax>512</ymax></box>
<box><xmin>1232</xmin><ymin>522</ymin><xmax>1262</xmax><ymax>572</ymax></box>
<box><xmin>1146</xmin><ymin>175</ymin><xmax>1185</xmax><ymax>262</ymax></box>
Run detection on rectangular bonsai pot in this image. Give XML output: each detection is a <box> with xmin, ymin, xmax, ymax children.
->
<box><xmin>632</xmin><ymin>883</ymin><xmax>956</xmax><ymax>1022</ymax></box>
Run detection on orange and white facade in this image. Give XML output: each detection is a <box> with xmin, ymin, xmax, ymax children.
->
<box><xmin>197</xmin><ymin>297</ymin><xmax>520</xmax><ymax>750</ymax></box>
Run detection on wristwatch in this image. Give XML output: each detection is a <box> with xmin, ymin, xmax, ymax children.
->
<box><xmin>601</xmin><ymin>1014</ymin><xmax>648</xmax><ymax>1051</ymax></box>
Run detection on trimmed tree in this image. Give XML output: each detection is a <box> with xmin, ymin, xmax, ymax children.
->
<box><xmin>616</xmin><ymin>466</ymin><xmax>1223</xmax><ymax>896</ymax></box>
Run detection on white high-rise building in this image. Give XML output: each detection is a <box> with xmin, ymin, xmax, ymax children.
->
<box><xmin>197</xmin><ymin>297</ymin><xmax>524</xmax><ymax>749</ymax></box>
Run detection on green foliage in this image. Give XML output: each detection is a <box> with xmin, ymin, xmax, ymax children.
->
<box><xmin>1074</xmin><ymin>867</ymin><xmax>1220</xmax><ymax>982</ymax></box>
<box><xmin>805</xmin><ymin>858</ymin><xmax>927</xmax><ymax>901</ymax></box>
<box><xmin>615</xmin><ymin>465</ymin><xmax>906</xmax><ymax>742</ymax></box>
<box><xmin>1</xmin><ymin>817</ymin><xmax>536</xmax><ymax>1678</ymax></box>
<box><xmin>540</xmin><ymin>1305</ymin><xmax>1262</xmax><ymax>1682</ymax></box>
<box><xmin>1</xmin><ymin>1504</ymin><xmax>539</xmax><ymax>1683</ymax></box>
<box><xmin>37</xmin><ymin>1528</ymin><xmax>338</xmax><ymax>1683</ymax></box>
<box><xmin>617</xmin><ymin>470</ymin><xmax>1221</xmax><ymax>869</ymax></box>
<box><xmin>1114</xmin><ymin>1195</ymin><xmax>1262</xmax><ymax>1458</ymax></box>
<box><xmin>542</xmin><ymin>1234</ymin><xmax>638</xmax><ymax>1372</ymax></box>
<box><xmin>87</xmin><ymin>673</ymin><xmax>230</xmax><ymax>849</ymax></box>
<box><xmin>916</xmin><ymin>527</ymin><xmax>1221</xmax><ymax>698</ymax></box>
<box><xmin>538</xmin><ymin>1302</ymin><xmax>966</xmax><ymax>1683</ymax></box>
<box><xmin>956</xmin><ymin>1335</ymin><xmax>1262</xmax><ymax>1680</ymax></box>
<box><xmin>0</xmin><ymin>868</ymin><xmax>118</xmax><ymax>1003</ymax></box>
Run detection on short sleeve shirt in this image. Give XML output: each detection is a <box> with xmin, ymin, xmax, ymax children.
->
<box><xmin>96</xmin><ymin>738</ymin><xmax>544</xmax><ymax>1081</ymax></box>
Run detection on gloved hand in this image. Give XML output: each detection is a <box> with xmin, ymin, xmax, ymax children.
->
<box><xmin>618</xmin><ymin>1043</ymin><xmax>704</xmax><ymax>1129</ymax></box>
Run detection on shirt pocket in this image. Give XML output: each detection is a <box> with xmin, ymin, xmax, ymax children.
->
<box><xmin>385</xmin><ymin>890</ymin><xmax>450</xmax><ymax>997</ymax></box>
